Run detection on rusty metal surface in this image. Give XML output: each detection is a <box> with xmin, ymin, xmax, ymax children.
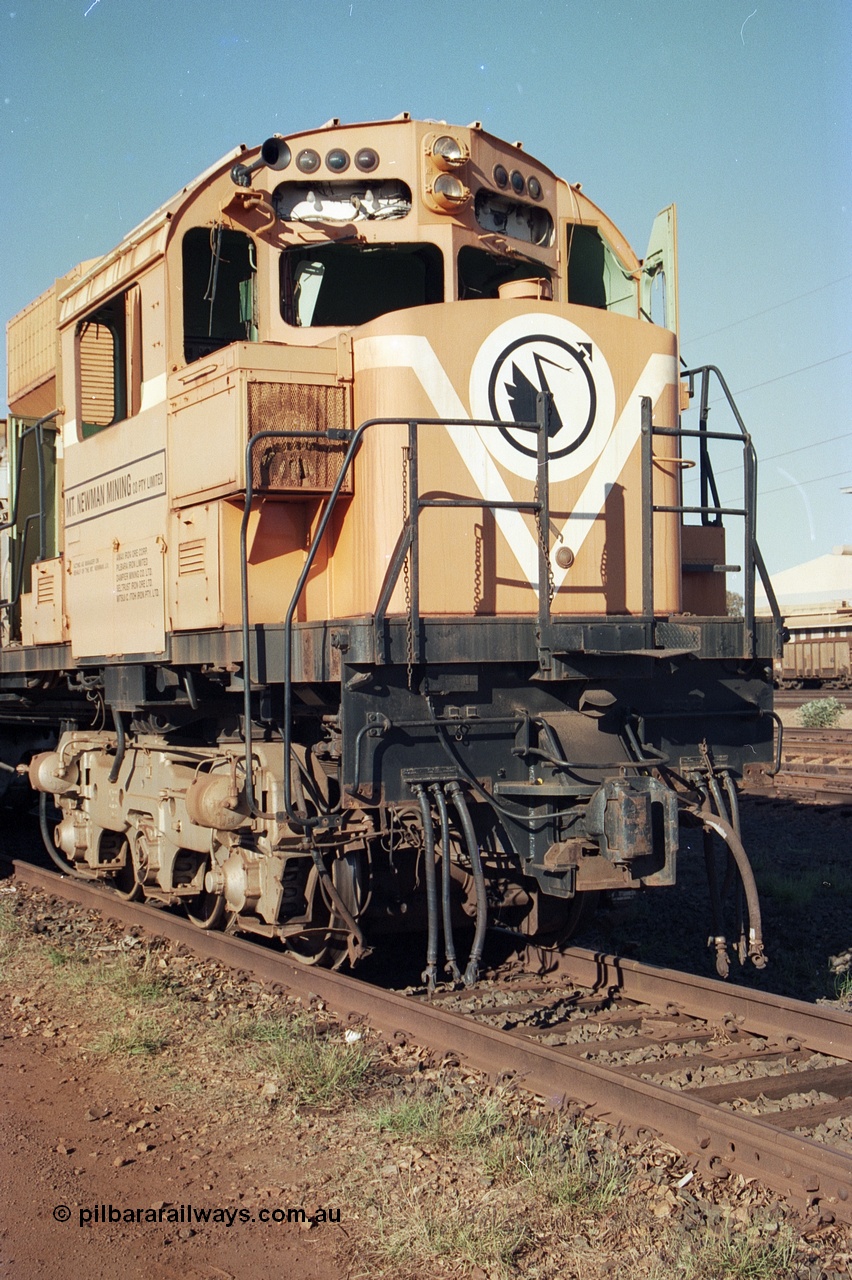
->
<box><xmin>743</xmin><ymin>727</ymin><xmax>852</xmax><ymax>804</ymax></box>
<box><xmin>547</xmin><ymin>947</ymin><xmax>852</xmax><ymax>1058</ymax></box>
<box><xmin>13</xmin><ymin>859</ymin><xmax>852</xmax><ymax>1223</ymax></box>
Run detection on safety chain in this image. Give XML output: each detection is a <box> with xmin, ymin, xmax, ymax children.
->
<box><xmin>473</xmin><ymin>522</ymin><xmax>484</xmax><ymax>614</ymax></box>
<box><xmin>533</xmin><ymin>479</ymin><xmax>555</xmax><ymax>606</ymax></box>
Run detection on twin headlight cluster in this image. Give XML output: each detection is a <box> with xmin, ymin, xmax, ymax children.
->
<box><xmin>423</xmin><ymin>134</ymin><xmax>471</xmax><ymax>212</ymax></box>
<box><xmin>423</xmin><ymin>133</ymin><xmax>545</xmax><ymax>214</ymax></box>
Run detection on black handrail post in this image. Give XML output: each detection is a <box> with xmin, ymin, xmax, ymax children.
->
<box><xmin>640</xmin><ymin>395</ymin><xmax>654</xmax><ymax>621</ymax></box>
<box><xmin>674</xmin><ymin>366</ymin><xmax>784</xmax><ymax>656</ymax></box>
<box><xmin>407</xmin><ymin>420</ymin><xmax>421</xmax><ymax>663</ymax></box>
<box><xmin>699</xmin><ymin>369</ymin><xmax>711</xmax><ymax>525</ymax></box>
<box><xmin>743</xmin><ymin>435</ymin><xmax>756</xmax><ymax>657</ymax></box>
<box><xmin>535</xmin><ymin>392</ymin><xmax>551</xmax><ymax>635</ymax></box>
<box><xmin>35</xmin><ymin>419</ymin><xmax>47</xmax><ymax>562</ymax></box>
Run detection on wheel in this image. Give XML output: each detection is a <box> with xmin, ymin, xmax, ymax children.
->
<box><xmin>283</xmin><ymin>852</ymin><xmax>366</xmax><ymax>970</ymax></box>
<box><xmin>106</xmin><ymin>834</ymin><xmax>143</xmax><ymax>901</ymax></box>
<box><xmin>184</xmin><ymin>872</ymin><xmax>226</xmax><ymax>930</ymax></box>
<box><xmin>111</xmin><ymin>850</ymin><xmax>142</xmax><ymax>901</ymax></box>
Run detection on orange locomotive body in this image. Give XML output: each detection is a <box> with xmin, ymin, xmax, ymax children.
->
<box><xmin>3</xmin><ymin>117</ymin><xmax>781</xmax><ymax>978</ymax></box>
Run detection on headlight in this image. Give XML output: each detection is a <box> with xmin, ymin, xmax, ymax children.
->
<box><xmin>430</xmin><ymin>172</ymin><xmax>470</xmax><ymax>209</ymax></box>
<box><xmin>431</xmin><ymin>135</ymin><xmax>468</xmax><ymax>170</ymax></box>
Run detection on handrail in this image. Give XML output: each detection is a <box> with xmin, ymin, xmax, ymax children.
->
<box><xmin>238</xmin><ymin>409</ymin><xmax>548</xmax><ymax>824</ymax></box>
<box><xmin>0</xmin><ymin>512</ymin><xmax>42</xmax><ymax>616</ymax></box>
<box><xmin>652</xmin><ymin>366</ymin><xmax>783</xmax><ymax>657</ymax></box>
<box><xmin>239</xmin><ymin>371</ymin><xmax>781</xmax><ymax>823</ymax></box>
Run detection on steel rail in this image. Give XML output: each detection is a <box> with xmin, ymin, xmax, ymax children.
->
<box><xmin>742</xmin><ymin>727</ymin><xmax>852</xmax><ymax>804</ymax></box>
<box><xmin>12</xmin><ymin>860</ymin><xmax>852</xmax><ymax>1222</ymax></box>
<box><xmin>547</xmin><ymin>948</ymin><xmax>851</xmax><ymax>1058</ymax></box>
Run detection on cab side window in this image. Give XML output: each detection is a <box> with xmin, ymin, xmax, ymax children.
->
<box><xmin>77</xmin><ymin>286</ymin><xmax>142</xmax><ymax>438</ymax></box>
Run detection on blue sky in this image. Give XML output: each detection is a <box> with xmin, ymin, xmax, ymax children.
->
<box><xmin>2</xmin><ymin>0</ymin><xmax>850</xmax><ymax>575</ymax></box>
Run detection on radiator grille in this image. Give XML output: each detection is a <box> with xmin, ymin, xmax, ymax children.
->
<box><xmin>247</xmin><ymin>381</ymin><xmax>352</xmax><ymax>494</ymax></box>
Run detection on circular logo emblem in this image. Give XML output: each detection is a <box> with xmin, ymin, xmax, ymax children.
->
<box><xmin>469</xmin><ymin>315</ymin><xmax>616</xmax><ymax>482</ymax></box>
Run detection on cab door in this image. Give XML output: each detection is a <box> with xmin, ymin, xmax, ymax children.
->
<box><xmin>641</xmin><ymin>204</ymin><xmax>679</xmax><ymax>336</ymax></box>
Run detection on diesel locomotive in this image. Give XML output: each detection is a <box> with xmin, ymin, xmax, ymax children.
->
<box><xmin>2</xmin><ymin>115</ymin><xmax>783</xmax><ymax>982</ymax></box>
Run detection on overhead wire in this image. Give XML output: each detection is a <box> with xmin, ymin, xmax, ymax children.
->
<box><xmin>700</xmin><ymin>468</ymin><xmax>852</xmax><ymax>503</ymax></box>
<box><xmin>753</xmin><ymin>469</ymin><xmax>851</xmax><ymax>499</ymax></box>
<box><xmin>703</xmin><ymin>430</ymin><xmax>852</xmax><ymax>479</ymax></box>
<box><xmin>724</xmin><ymin>350</ymin><xmax>852</xmax><ymax>398</ymax></box>
<box><xmin>683</xmin><ymin>272</ymin><xmax>852</xmax><ymax>345</ymax></box>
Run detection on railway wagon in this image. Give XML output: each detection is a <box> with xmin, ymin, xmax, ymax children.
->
<box><xmin>775</xmin><ymin>604</ymin><xmax>852</xmax><ymax>689</ymax></box>
<box><xmin>2</xmin><ymin>115</ymin><xmax>782</xmax><ymax>981</ymax></box>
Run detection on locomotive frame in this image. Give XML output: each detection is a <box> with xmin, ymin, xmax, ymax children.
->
<box><xmin>2</xmin><ymin>115</ymin><xmax>783</xmax><ymax>983</ymax></box>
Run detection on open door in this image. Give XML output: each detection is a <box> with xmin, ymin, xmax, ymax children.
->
<box><xmin>1</xmin><ymin>415</ymin><xmax>59</xmax><ymax>644</ymax></box>
<box><xmin>641</xmin><ymin>204</ymin><xmax>679</xmax><ymax>336</ymax></box>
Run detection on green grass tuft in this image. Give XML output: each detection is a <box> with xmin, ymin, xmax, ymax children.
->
<box><xmin>92</xmin><ymin>1014</ymin><xmax>170</xmax><ymax>1057</ymax></box>
<box><xmin>667</xmin><ymin>1215</ymin><xmax>797</xmax><ymax>1279</ymax></box>
<box><xmin>219</xmin><ymin>1012</ymin><xmax>372</xmax><ymax>1108</ymax></box>
<box><xmin>0</xmin><ymin>899</ymin><xmax>21</xmax><ymax>960</ymax></box>
<box><xmin>511</xmin><ymin>1122</ymin><xmax>628</xmax><ymax>1212</ymax></box>
<box><xmin>798</xmin><ymin>696</ymin><xmax>844</xmax><ymax>729</ymax></box>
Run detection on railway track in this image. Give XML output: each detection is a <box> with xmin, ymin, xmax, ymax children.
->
<box><xmin>745</xmin><ymin>727</ymin><xmax>852</xmax><ymax>804</ymax></box>
<box><xmin>775</xmin><ymin>691</ymin><xmax>852</xmax><ymax>712</ymax></box>
<box><xmin>11</xmin><ymin>858</ymin><xmax>852</xmax><ymax>1225</ymax></box>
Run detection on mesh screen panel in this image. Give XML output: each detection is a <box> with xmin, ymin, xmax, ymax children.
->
<box><xmin>247</xmin><ymin>381</ymin><xmax>352</xmax><ymax>493</ymax></box>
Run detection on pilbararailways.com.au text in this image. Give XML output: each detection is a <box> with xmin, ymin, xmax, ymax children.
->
<box><xmin>55</xmin><ymin>1204</ymin><xmax>341</xmax><ymax>1228</ymax></box>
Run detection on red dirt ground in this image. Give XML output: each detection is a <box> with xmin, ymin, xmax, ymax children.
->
<box><xmin>0</xmin><ymin>1020</ymin><xmax>349</xmax><ymax>1280</ymax></box>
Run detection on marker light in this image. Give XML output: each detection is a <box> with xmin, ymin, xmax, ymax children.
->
<box><xmin>510</xmin><ymin>170</ymin><xmax>525</xmax><ymax>195</ymax></box>
<box><xmin>296</xmin><ymin>149</ymin><xmax>321</xmax><ymax>174</ymax></box>
<box><xmin>326</xmin><ymin>148</ymin><xmax>350</xmax><ymax>172</ymax></box>
<box><xmin>493</xmin><ymin>164</ymin><xmax>508</xmax><ymax>189</ymax></box>
<box><xmin>527</xmin><ymin>175</ymin><xmax>543</xmax><ymax>201</ymax></box>
<box><xmin>354</xmin><ymin>147</ymin><xmax>379</xmax><ymax>172</ymax></box>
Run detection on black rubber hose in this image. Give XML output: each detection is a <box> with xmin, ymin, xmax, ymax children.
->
<box><xmin>702</xmin><ymin>825</ymin><xmax>730</xmax><ymax>979</ymax></box>
<box><xmin>708</xmin><ymin>771</ymin><xmax>742</xmax><ymax>941</ymax></box>
<box><xmin>447</xmin><ymin>781</ymin><xmax>488</xmax><ymax>987</ymax></box>
<box><xmin>722</xmin><ymin>771</ymin><xmax>747</xmax><ymax>963</ymax></box>
<box><xmin>431</xmin><ymin>782</ymin><xmax>461</xmax><ymax>984</ymax></box>
<box><xmin>414</xmin><ymin>784</ymin><xmax>439</xmax><ymax>991</ymax></box>
<box><xmin>108</xmin><ymin>709</ymin><xmax>126</xmax><ymax>784</ymax></box>
<box><xmin>38</xmin><ymin>791</ymin><xmax>83</xmax><ymax>878</ymax></box>
<box><xmin>699</xmin><ymin>805</ymin><xmax>767</xmax><ymax>969</ymax></box>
